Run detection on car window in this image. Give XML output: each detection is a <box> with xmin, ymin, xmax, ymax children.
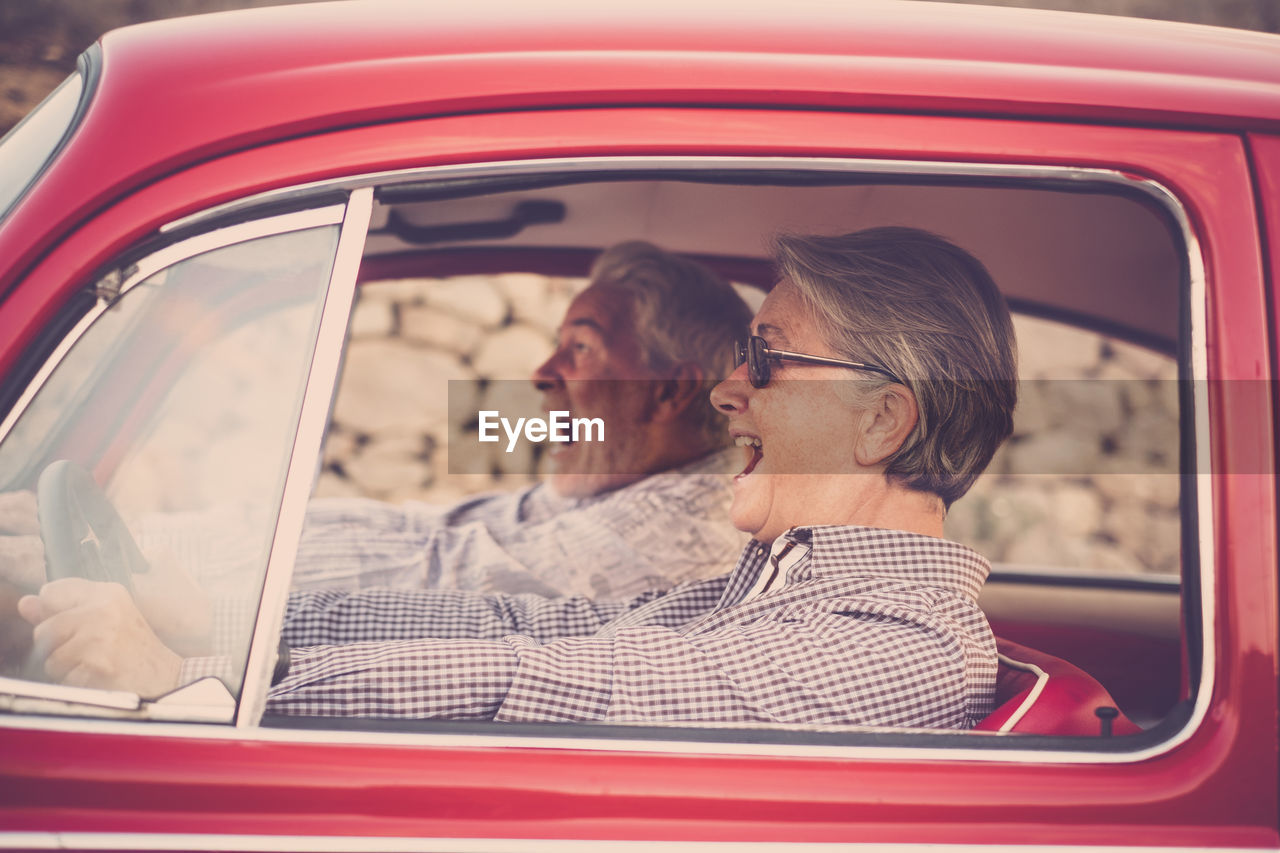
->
<box><xmin>1</xmin><ymin>167</ymin><xmax>1199</xmax><ymax>748</ymax></box>
<box><xmin>288</xmin><ymin>170</ymin><xmax>1194</xmax><ymax>743</ymax></box>
<box><xmin>0</xmin><ymin>71</ymin><xmax>85</xmax><ymax>221</ymax></box>
<box><xmin>0</xmin><ymin>210</ymin><xmax>343</xmax><ymax>721</ymax></box>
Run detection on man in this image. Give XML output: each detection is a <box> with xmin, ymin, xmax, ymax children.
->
<box><xmin>21</xmin><ymin>227</ymin><xmax>1017</xmax><ymax>729</ymax></box>
<box><xmin>290</xmin><ymin>241</ymin><xmax>752</xmax><ymax>600</ymax></box>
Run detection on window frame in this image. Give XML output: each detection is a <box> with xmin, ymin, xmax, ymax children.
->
<box><xmin>0</xmin><ymin>155</ymin><xmax>1212</xmax><ymax>768</ymax></box>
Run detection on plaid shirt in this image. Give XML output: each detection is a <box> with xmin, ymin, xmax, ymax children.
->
<box><xmin>291</xmin><ymin>450</ymin><xmax>745</xmax><ymax>599</ymax></box>
<box><xmin>268</xmin><ymin>526</ymin><xmax>997</xmax><ymax>729</ymax></box>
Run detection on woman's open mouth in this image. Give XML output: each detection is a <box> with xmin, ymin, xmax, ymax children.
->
<box><xmin>734</xmin><ymin>434</ymin><xmax>763</xmax><ymax>479</ymax></box>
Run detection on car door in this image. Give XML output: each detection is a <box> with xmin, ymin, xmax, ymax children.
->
<box><xmin>0</xmin><ymin>95</ymin><xmax>1274</xmax><ymax>853</ymax></box>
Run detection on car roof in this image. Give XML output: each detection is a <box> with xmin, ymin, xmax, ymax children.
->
<box><xmin>3</xmin><ymin>0</ymin><xmax>1277</xmax><ymax>318</ymax></box>
<box><xmin>24</xmin><ymin>1</ymin><xmax>1280</xmax><ymax>222</ymax></box>
<box><xmin>95</xmin><ymin>0</ymin><xmax>1280</xmax><ymax>148</ymax></box>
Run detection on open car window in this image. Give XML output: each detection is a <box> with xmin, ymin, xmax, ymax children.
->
<box><xmin>280</xmin><ymin>165</ymin><xmax>1196</xmax><ymax>746</ymax></box>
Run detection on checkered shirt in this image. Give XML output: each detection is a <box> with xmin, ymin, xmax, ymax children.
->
<box><xmin>267</xmin><ymin>525</ymin><xmax>997</xmax><ymax>729</ymax></box>
<box><xmin>290</xmin><ymin>450</ymin><xmax>746</xmax><ymax>599</ymax></box>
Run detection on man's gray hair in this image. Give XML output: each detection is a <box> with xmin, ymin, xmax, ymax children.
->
<box><xmin>775</xmin><ymin>227</ymin><xmax>1017</xmax><ymax>507</ymax></box>
<box><xmin>591</xmin><ymin>241</ymin><xmax>751</xmax><ymax>444</ymax></box>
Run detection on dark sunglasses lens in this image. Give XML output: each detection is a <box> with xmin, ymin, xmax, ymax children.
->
<box><xmin>747</xmin><ymin>337</ymin><xmax>769</xmax><ymax>388</ymax></box>
<box><xmin>734</xmin><ymin>341</ymin><xmax>748</xmax><ymax>369</ymax></box>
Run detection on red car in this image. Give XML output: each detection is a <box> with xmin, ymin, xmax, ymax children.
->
<box><xmin>0</xmin><ymin>1</ymin><xmax>1277</xmax><ymax>848</ymax></box>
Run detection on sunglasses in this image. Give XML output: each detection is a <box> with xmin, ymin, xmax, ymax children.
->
<box><xmin>733</xmin><ymin>335</ymin><xmax>901</xmax><ymax>388</ymax></box>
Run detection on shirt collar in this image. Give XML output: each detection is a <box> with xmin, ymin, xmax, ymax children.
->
<box><xmin>731</xmin><ymin>524</ymin><xmax>990</xmax><ymax>603</ymax></box>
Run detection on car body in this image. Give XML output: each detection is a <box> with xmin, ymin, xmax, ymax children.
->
<box><xmin>0</xmin><ymin>1</ymin><xmax>1277</xmax><ymax>849</ymax></box>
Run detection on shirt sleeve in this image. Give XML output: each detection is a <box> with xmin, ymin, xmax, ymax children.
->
<box><xmin>280</xmin><ymin>585</ymin><xmax>659</xmax><ymax>647</ymax></box>
<box><xmin>445</xmin><ymin>473</ymin><xmax>743</xmax><ymax>600</ymax></box>
<box><xmin>265</xmin><ymin>590</ymin><xmax>975</xmax><ymax>728</ymax></box>
<box><xmin>264</xmin><ymin>576</ymin><xmax>722</xmax><ymax>720</ymax></box>
<box><xmin>291</xmin><ymin>472</ymin><xmax>742</xmax><ymax>600</ymax></box>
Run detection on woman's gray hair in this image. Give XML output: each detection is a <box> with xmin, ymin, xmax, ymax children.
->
<box><xmin>775</xmin><ymin>227</ymin><xmax>1017</xmax><ymax>507</ymax></box>
<box><xmin>590</xmin><ymin>241</ymin><xmax>752</xmax><ymax>445</ymax></box>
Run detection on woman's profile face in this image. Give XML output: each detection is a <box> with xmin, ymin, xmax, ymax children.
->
<box><xmin>709</xmin><ymin>280</ymin><xmax>879</xmax><ymax>544</ymax></box>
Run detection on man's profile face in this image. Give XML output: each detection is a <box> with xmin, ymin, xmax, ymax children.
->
<box><xmin>532</xmin><ymin>285</ymin><xmax>665</xmax><ymax>498</ymax></box>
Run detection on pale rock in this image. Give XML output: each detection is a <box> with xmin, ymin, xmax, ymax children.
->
<box><xmin>493</xmin><ymin>273</ymin><xmax>572</xmax><ymax>332</ymax></box>
<box><xmin>1046</xmin><ymin>380</ymin><xmax>1126</xmax><ymax>436</ymax></box>
<box><xmin>400</xmin><ymin>304</ymin><xmax>483</xmax><ymax>355</ymax></box>
<box><xmin>1011</xmin><ymin>380</ymin><xmax>1052</xmax><ymax>434</ymax></box>
<box><xmin>1052</xmin><ymin>482</ymin><xmax>1103</xmax><ymax>536</ymax></box>
<box><xmin>1013</xmin><ymin>315</ymin><xmax>1103</xmax><ymax>378</ymax></box>
<box><xmin>360</xmin><ymin>278</ymin><xmax>432</xmax><ymax>304</ymax></box>
<box><xmin>424</xmin><ymin>276</ymin><xmax>509</xmax><ymax>328</ymax></box>
<box><xmin>1004</xmin><ymin>432</ymin><xmax>1101</xmax><ymax>477</ymax></box>
<box><xmin>471</xmin><ymin>323</ymin><xmax>554</xmax><ymax>379</ymax></box>
<box><xmin>1143</xmin><ymin>513</ymin><xmax>1183</xmax><ymax>575</ymax></box>
<box><xmin>347</xmin><ymin>297</ymin><xmax>395</xmax><ymax>338</ymax></box>
<box><xmin>332</xmin><ymin>340</ymin><xmax>476</xmax><ymax>434</ymax></box>
<box><xmin>320</xmin><ymin>428</ymin><xmax>359</xmax><ymax>467</ymax></box>
<box><xmin>1092</xmin><ymin>473</ymin><xmax>1181</xmax><ymax>510</ymax></box>
<box><xmin>344</xmin><ymin>433</ymin><xmax>432</xmax><ymax>495</ymax></box>
<box><xmin>1108</xmin><ymin>409</ymin><xmax>1179</xmax><ymax>475</ymax></box>
<box><xmin>1109</xmin><ymin>338</ymin><xmax>1177</xmax><ymax>380</ymax></box>
<box><xmin>312</xmin><ymin>469</ymin><xmax>362</xmax><ymax>498</ymax></box>
<box><xmin>1078</xmin><ymin>541</ymin><xmax>1146</xmax><ymax>574</ymax></box>
<box><xmin>1100</xmin><ymin>497</ymin><xmax>1153</xmax><ymax>556</ymax></box>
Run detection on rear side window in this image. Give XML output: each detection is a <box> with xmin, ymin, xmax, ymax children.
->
<box><xmin>0</xmin><ymin>72</ymin><xmax>84</xmax><ymax>221</ymax></box>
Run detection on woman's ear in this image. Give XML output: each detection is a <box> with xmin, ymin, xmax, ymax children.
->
<box><xmin>853</xmin><ymin>384</ymin><xmax>918</xmax><ymax>466</ymax></box>
<box><xmin>650</xmin><ymin>362</ymin><xmax>706</xmax><ymax>422</ymax></box>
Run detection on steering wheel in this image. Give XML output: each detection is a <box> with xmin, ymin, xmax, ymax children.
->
<box><xmin>36</xmin><ymin>460</ymin><xmax>147</xmax><ymax>592</ymax></box>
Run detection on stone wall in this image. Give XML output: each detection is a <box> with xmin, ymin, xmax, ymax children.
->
<box><xmin>316</xmin><ymin>275</ymin><xmax>578</xmax><ymax>505</ymax></box>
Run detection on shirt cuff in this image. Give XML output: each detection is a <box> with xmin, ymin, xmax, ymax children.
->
<box><xmin>179</xmin><ymin>655</ymin><xmax>234</xmax><ymax>688</ymax></box>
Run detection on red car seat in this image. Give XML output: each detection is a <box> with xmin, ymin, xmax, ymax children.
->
<box><xmin>975</xmin><ymin>637</ymin><xmax>1143</xmax><ymax>735</ymax></box>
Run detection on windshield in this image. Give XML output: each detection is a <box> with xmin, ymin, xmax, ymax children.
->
<box><xmin>0</xmin><ymin>71</ymin><xmax>85</xmax><ymax>221</ymax></box>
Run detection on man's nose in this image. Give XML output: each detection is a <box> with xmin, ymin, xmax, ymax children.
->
<box><xmin>709</xmin><ymin>362</ymin><xmax>751</xmax><ymax>412</ymax></box>
<box><xmin>532</xmin><ymin>350</ymin><xmax>565</xmax><ymax>391</ymax></box>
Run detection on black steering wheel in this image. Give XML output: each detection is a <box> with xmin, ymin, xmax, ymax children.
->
<box><xmin>36</xmin><ymin>460</ymin><xmax>147</xmax><ymax>591</ymax></box>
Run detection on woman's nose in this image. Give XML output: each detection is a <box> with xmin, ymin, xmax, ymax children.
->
<box><xmin>710</xmin><ymin>362</ymin><xmax>752</xmax><ymax>412</ymax></box>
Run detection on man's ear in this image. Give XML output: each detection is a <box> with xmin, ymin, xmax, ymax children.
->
<box><xmin>650</xmin><ymin>362</ymin><xmax>706</xmax><ymax>422</ymax></box>
<box><xmin>853</xmin><ymin>384</ymin><xmax>918</xmax><ymax>466</ymax></box>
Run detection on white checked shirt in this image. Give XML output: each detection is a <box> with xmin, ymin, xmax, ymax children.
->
<box><xmin>267</xmin><ymin>526</ymin><xmax>997</xmax><ymax>729</ymax></box>
<box><xmin>291</xmin><ymin>450</ymin><xmax>745</xmax><ymax>599</ymax></box>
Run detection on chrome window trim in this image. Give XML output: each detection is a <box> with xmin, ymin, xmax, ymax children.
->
<box><xmin>236</xmin><ymin>188</ymin><xmax>372</xmax><ymax>726</ymax></box>
<box><xmin>0</xmin><ymin>833</ymin><xmax>1268</xmax><ymax>853</ymax></box>
<box><xmin>1</xmin><ymin>157</ymin><xmax>1213</xmax><ymax>769</ymax></box>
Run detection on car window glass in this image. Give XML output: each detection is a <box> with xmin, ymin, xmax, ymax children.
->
<box><xmin>0</xmin><ymin>71</ymin><xmax>84</xmax><ymax>221</ymax></box>
<box><xmin>0</xmin><ymin>222</ymin><xmax>339</xmax><ymax>717</ymax></box>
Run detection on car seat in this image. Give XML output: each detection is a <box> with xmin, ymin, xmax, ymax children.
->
<box><xmin>975</xmin><ymin>637</ymin><xmax>1143</xmax><ymax>735</ymax></box>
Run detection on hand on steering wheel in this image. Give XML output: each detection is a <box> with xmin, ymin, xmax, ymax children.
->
<box><xmin>37</xmin><ymin>459</ymin><xmax>148</xmax><ymax>591</ymax></box>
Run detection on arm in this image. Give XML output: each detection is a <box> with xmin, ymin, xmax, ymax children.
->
<box><xmin>268</xmin><ymin>588</ymin><xmax>985</xmax><ymax>728</ymax></box>
<box><xmin>281</xmin><ymin>585</ymin><xmax>659</xmax><ymax>647</ymax></box>
<box><xmin>294</xmin><ymin>466</ymin><xmax>741</xmax><ymax>600</ymax></box>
